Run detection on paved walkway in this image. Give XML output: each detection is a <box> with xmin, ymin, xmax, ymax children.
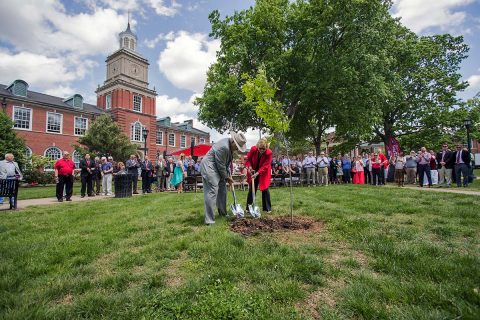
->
<box><xmin>388</xmin><ymin>185</ymin><xmax>480</xmax><ymax>196</ymax></box>
<box><xmin>0</xmin><ymin>192</ymin><xmax>155</xmax><ymax>211</ymax></box>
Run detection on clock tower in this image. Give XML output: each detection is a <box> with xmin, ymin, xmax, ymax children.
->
<box><xmin>96</xmin><ymin>22</ymin><xmax>157</xmax><ymax>158</ymax></box>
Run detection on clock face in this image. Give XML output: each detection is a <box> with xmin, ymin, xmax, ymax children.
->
<box><xmin>111</xmin><ymin>62</ymin><xmax>119</xmax><ymax>75</ymax></box>
<box><xmin>130</xmin><ymin>64</ymin><xmax>139</xmax><ymax>76</ymax></box>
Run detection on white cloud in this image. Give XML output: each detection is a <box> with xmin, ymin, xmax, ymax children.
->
<box><xmin>467</xmin><ymin>74</ymin><xmax>480</xmax><ymax>96</ymax></box>
<box><xmin>392</xmin><ymin>0</ymin><xmax>474</xmax><ymax>33</ymax></box>
<box><xmin>157</xmin><ymin>31</ymin><xmax>220</xmax><ymax>92</ymax></box>
<box><xmin>146</xmin><ymin>0</ymin><xmax>181</xmax><ymax>16</ymax></box>
<box><xmin>0</xmin><ymin>51</ymin><xmax>75</xmax><ymax>87</ymax></box>
<box><xmin>0</xmin><ymin>1</ymin><xmax>127</xmax><ymax>56</ymax></box>
<box><xmin>144</xmin><ymin>31</ymin><xmax>175</xmax><ymax>48</ymax></box>
<box><xmin>156</xmin><ymin>93</ymin><xmax>200</xmax><ymax>116</ymax></box>
<box><xmin>44</xmin><ymin>85</ymin><xmax>76</xmax><ymax>97</ymax></box>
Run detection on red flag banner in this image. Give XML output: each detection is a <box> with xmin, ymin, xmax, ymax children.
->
<box><xmin>386</xmin><ymin>137</ymin><xmax>402</xmax><ymax>157</ymax></box>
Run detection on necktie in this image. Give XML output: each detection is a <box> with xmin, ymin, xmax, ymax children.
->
<box><xmin>87</xmin><ymin>160</ymin><xmax>90</xmax><ymax>166</ymax></box>
<box><xmin>441</xmin><ymin>152</ymin><xmax>445</xmax><ymax>162</ymax></box>
<box><xmin>457</xmin><ymin>151</ymin><xmax>461</xmax><ymax>164</ymax></box>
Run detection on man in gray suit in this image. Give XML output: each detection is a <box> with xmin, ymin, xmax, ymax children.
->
<box><xmin>201</xmin><ymin>132</ymin><xmax>247</xmax><ymax>225</ymax></box>
<box><xmin>0</xmin><ymin>153</ymin><xmax>23</xmax><ymax>206</ymax></box>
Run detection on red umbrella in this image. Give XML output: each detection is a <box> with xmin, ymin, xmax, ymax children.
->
<box><xmin>170</xmin><ymin>144</ymin><xmax>212</xmax><ymax>157</ymax></box>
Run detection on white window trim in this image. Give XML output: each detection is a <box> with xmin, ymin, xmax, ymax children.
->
<box><xmin>12</xmin><ymin>105</ymin><xmax>32</xmax><ymax>131</ymax></box>
<box><xmin>168</xmin><ymin>133</ymin><xmax>176</xmax><ymax>147</ymax></box>
<box><xmin>156</xmin><ymin>130</ymin><xmax>164</xmax><ymax>145</ymax></box>
<box><xmin>74</xmin><ymin>116</ymin><xmax>88</xmax><ymax>136</ymax></box>
<box><xmin>131</xmin><ymin>121</ymin><xmax>144</xmax><ymax>142</ymax></box>
<box><xmin>44</xmin><ymin>147</ymin><xmax>62</xmax><ymax>162</ymax></box>
<box><xmin>180</xmin><ymin>135</ymin><xmax>187</xmax><ymax>148</ymax></box>
<box><xmin>106</xmin><ymin>94</ymin><xmax>112</xmax><ymax>110</ymax></box>
<box><xmin>133</xmin><ymin>95</ymin><xmax>142</xmax><ymax>113</ymax></box>
<box><xmin>200</xmin><ymin>138</ymin><xmax>206</xmax><ymax>144</ymax></box>
<box><xmin>72</xmin><ymin>151</ymin><xmax>81</xmax><ymax>168</ymax></box>
<box><xmin>46</xmin><ymin>111</ymin><xmax>63</xmax><ymax>134</ymax></box>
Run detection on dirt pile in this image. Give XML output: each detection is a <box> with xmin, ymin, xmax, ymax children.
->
<box><xmin>231</xmin><ymin>216</ymin><xmax>323</xmax><ymax>236</ymax></box>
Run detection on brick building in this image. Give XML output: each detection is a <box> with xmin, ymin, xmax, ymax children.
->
<box><xmin>0</xmin><ymin>23</ymin><xmax>210</xmax><ymax>165</ymax></box>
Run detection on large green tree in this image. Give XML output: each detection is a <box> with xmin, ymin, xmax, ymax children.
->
<box><xmin>0</xmin><ymin>111</ymin><xmax>26</xmax><ymax>166</ymax></box>
<box><xmin>75</xmin><ymin>115</ymin><xmax>137</xmax><ymax>161</ymax></box>
<box><xmin>347</xmin><ymin>22</ymin><xmax>470</xmax><ymax>153</ymax></box>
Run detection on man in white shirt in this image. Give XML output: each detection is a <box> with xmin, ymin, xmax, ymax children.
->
<box><xmin>316</xmin><ymin>152</ymin><xmax>329</xmax><ymax>186</ymax></box>
<box><xmin>302</xmin><ymin>151</ymin><xmax>316</xmax><ymax>186</ymax></box>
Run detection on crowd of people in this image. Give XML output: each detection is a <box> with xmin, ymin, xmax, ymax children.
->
<box><xmin>0</xmin><ymin>140</ymin><xmax>475</xmax><ymax>212</ymax></box>
<box><xmin>265</xmin><ymin>143</ymin><xmax>474</xmax><ymax>188</ymax></box>
<box><xmin>51</xmin><ymin>151</ymin><xmax>205</xmax><ymax>202</ymax></box>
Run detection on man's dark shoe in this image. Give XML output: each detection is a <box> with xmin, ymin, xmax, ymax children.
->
<box><xmin>81</xmin><ymin>195</ymin><xmax>85</xmax><ymax>198</ymax></box>
<box><xmin>66</xmin><ymin>198</ymin><xmax>72</xmax><ymax>202</ymax></box>
<box><xmin>58</xmin><ymin>199</ymin><xmax>63</xmax><ymax>202</ymax></box>
<box><xmin>133</xmin><ymin>192</ymin><xmax>139</xmax><ymax>194</ymax></box>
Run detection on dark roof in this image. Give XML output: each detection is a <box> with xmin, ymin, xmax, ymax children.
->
<box><xmin>157</xmin><ymin>120</ymin><xmax>209</xmax><ymax>135</ymax></box>
<box><xmin>0</xmin><ymin>84</ymin><xmax>104</xmax><ymax>115</ymax></box>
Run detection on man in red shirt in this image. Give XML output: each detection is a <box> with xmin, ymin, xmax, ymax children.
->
<box><xmin>54</xmin><ymin>151</ymin><xmax>76</xmax><ymax>202</ymax></box>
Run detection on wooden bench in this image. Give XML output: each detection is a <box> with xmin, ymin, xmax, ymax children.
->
<box><xmin>183</xmin><ymin>176</ymin><xmax>197</xmax><ymax>192</ymax></box>
<box><xmin>0</xmin><ymin>179</ymin><xmax>19</xmax><ymax>210</ymax></box>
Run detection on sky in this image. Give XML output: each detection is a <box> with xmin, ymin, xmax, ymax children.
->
<box><xmin>0</xmin><ymin>0</ymin><xmax>479</xmax><ymax>147</ymax></box>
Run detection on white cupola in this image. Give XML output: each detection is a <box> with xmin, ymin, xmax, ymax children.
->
<box><xmin>119</xmin><ymin>21</ymin><xmax>137</xmax><ymax>51</ymax></box>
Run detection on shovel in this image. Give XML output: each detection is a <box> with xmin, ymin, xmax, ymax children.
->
<box><xmin>229</xmin><ymin>183</ymin><xmax>245</xmax><ymax>218</ymax></box>
<box><xmin>248</xmin><ymin>177</ymin><xmax>261</xmax><ymax>218</ymax></box>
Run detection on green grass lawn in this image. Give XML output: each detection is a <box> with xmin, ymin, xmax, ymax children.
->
<box><xmin>1</xmin><ymin>185</ymin><xmax>479</xmax><ymax>319</ymax></box>
<box><xmin>14</xmin><ymin>169</ymin><xmax>480</xmax><ymax>200</ymax></box>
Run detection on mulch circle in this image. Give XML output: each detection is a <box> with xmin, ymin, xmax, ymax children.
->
<box><xmin>231</xmin><ymin>216</ymin><xmax>324</xmax><ymax>236</ymax></box>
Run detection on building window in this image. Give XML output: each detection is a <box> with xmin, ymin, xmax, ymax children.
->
<box><xmin>200</xmin><ymin>138</ymin><xmax>206</xmax><ymax>144</ymax></box>
<box><xmin>106</xmin><ymin>94</ymin><xmax>112</xmax><ymax>110</ymax></box>
<box><xmin>24</xmin><ymin>146</ymin><xmax>32</xmax><ymax>159</ymax></box>
<box><xmin>190</xmin><ymin>136</ymin><xmax>196</xmax><ymax>146</ymax></box>
<box><xmin>124</xmin><ymin>37</ymin><xmax>129</xmax><ymax>48</ymax></box>
<box><xmin>133</xmin><ymin>95</ymin><xmax>142</xmax><ymax>112</ymax></box>
<box><xmin>44</xmin><ymin>147</ymin><xmax>62</xmax><ymax>161</ymax></box>
<box><xmin>12</xmin><ymin>106</ymin><xmax>32</xmax><ymax>130</ymax></box>
<box><xmin>72</xmin><ymin>151</ymin><xmax>81</xmax><ymax>168</ymax></box>
<box><xmin>156</xmin><ymin>130</ymin><xmax>164</xmax><ymax>145</ymax></box>
<box><xmin>74</xmin><ymin>117</ymin><xmax>88</xmax><ymax>136</ymax></box>
<box><xmin>46</xmin><ymin>112</ymin><xmax>62</xmax><ymax>133</ymax></box>
<box><xmin>131</xmin><ymin>122</ymin><xmax>144</xmax><ymax>142</ymax></box>
<box><xmin>180</xmin><ymin>135</ymin><xmax>186</xmax><ymax>148</ymax></box>
<box><xmin>130</xmin><ymin>40</ymin><xmax>135</xmax><ymax>50</ymax></box>
<box><xmin>168</xmin><ymin>133</ymin><xmax>175</xmax><ymax>147</ymax></box>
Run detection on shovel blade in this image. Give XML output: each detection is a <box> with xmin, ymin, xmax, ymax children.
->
<box><xmin>230</xmin><ymin>204</ymin><xmax>244</xmax><ymax>218</ymax></box>
<box><xmin>249</xmin><ymin>206</ymin><xmax>261</xmax><ymax>219</ymax></box>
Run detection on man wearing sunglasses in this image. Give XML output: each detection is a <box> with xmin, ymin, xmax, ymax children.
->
<box><xmin>436</xmin><ymin>143</ymin><xmax>453</xmax><ymax>187</ymax></box>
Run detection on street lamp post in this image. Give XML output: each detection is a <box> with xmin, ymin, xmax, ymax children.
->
<box><xmin>463</xmin><ymin>118</ymin><xmax>475</xmax><ymax>181</ymax></box>
<box><xmin>142</xmin><ymin>128</ymin><xmax>149</xmax><ymax>159</ymax></box>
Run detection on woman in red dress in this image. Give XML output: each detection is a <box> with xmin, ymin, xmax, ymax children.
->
<box><xmin>244</xmin><ymin>139</ymin><xmax>273</xmax><ymax>213</ymax></box>
<box><xmin>352</xmin><ymin>155</ymin><xmax>365</xmax><ymax>184</ymax></box>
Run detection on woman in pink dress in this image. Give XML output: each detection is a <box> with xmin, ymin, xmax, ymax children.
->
<box><xmin>352</xmin><ymin>155</ymin><xmax>365</xmax><ymax>184</ymax></box>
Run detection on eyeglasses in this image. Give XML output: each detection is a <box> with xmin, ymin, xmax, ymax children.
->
<box><xmin>258</xmin><ymin>148</ymin><xmax>266</xmax><ymax>151</ymax></box>
<box><xmin>442</xmin><ymin>145</ymin><xmax>448</xmax><ymax>147</ymax></box>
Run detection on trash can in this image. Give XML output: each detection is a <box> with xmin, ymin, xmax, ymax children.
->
<box><xmin>114</xmin><ymin>174</ymin><xmax>132</xmax><ymax>198</ymax></box>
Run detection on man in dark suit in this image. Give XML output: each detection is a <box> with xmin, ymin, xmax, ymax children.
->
<box><xmin>165</xmin><ymin>157</ymin><xmax>175</xmax><ymax>191</ymax></box>
<box><xmin>436</xmin><ymin>143</ymin><xmax>453</xmax><ymax>187</ymax></box>
<box><xmin>79</xmin><ymin>153</ymin><xmax>96</xmax><ymax>197</ymax></box>
<box><xmin>140</xmin><ymin>155</ymin><xmax>154</xmax><ymax>193</ymax></box>
<box><xmin>452</xmin><ymin>144</ymin><xmax>470</xmax><ymax>187</ymax></box>
<box><xmin>126</xmin><ymin>154</ymin><xmax>140</xmax><ymax>194</ymax></box>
